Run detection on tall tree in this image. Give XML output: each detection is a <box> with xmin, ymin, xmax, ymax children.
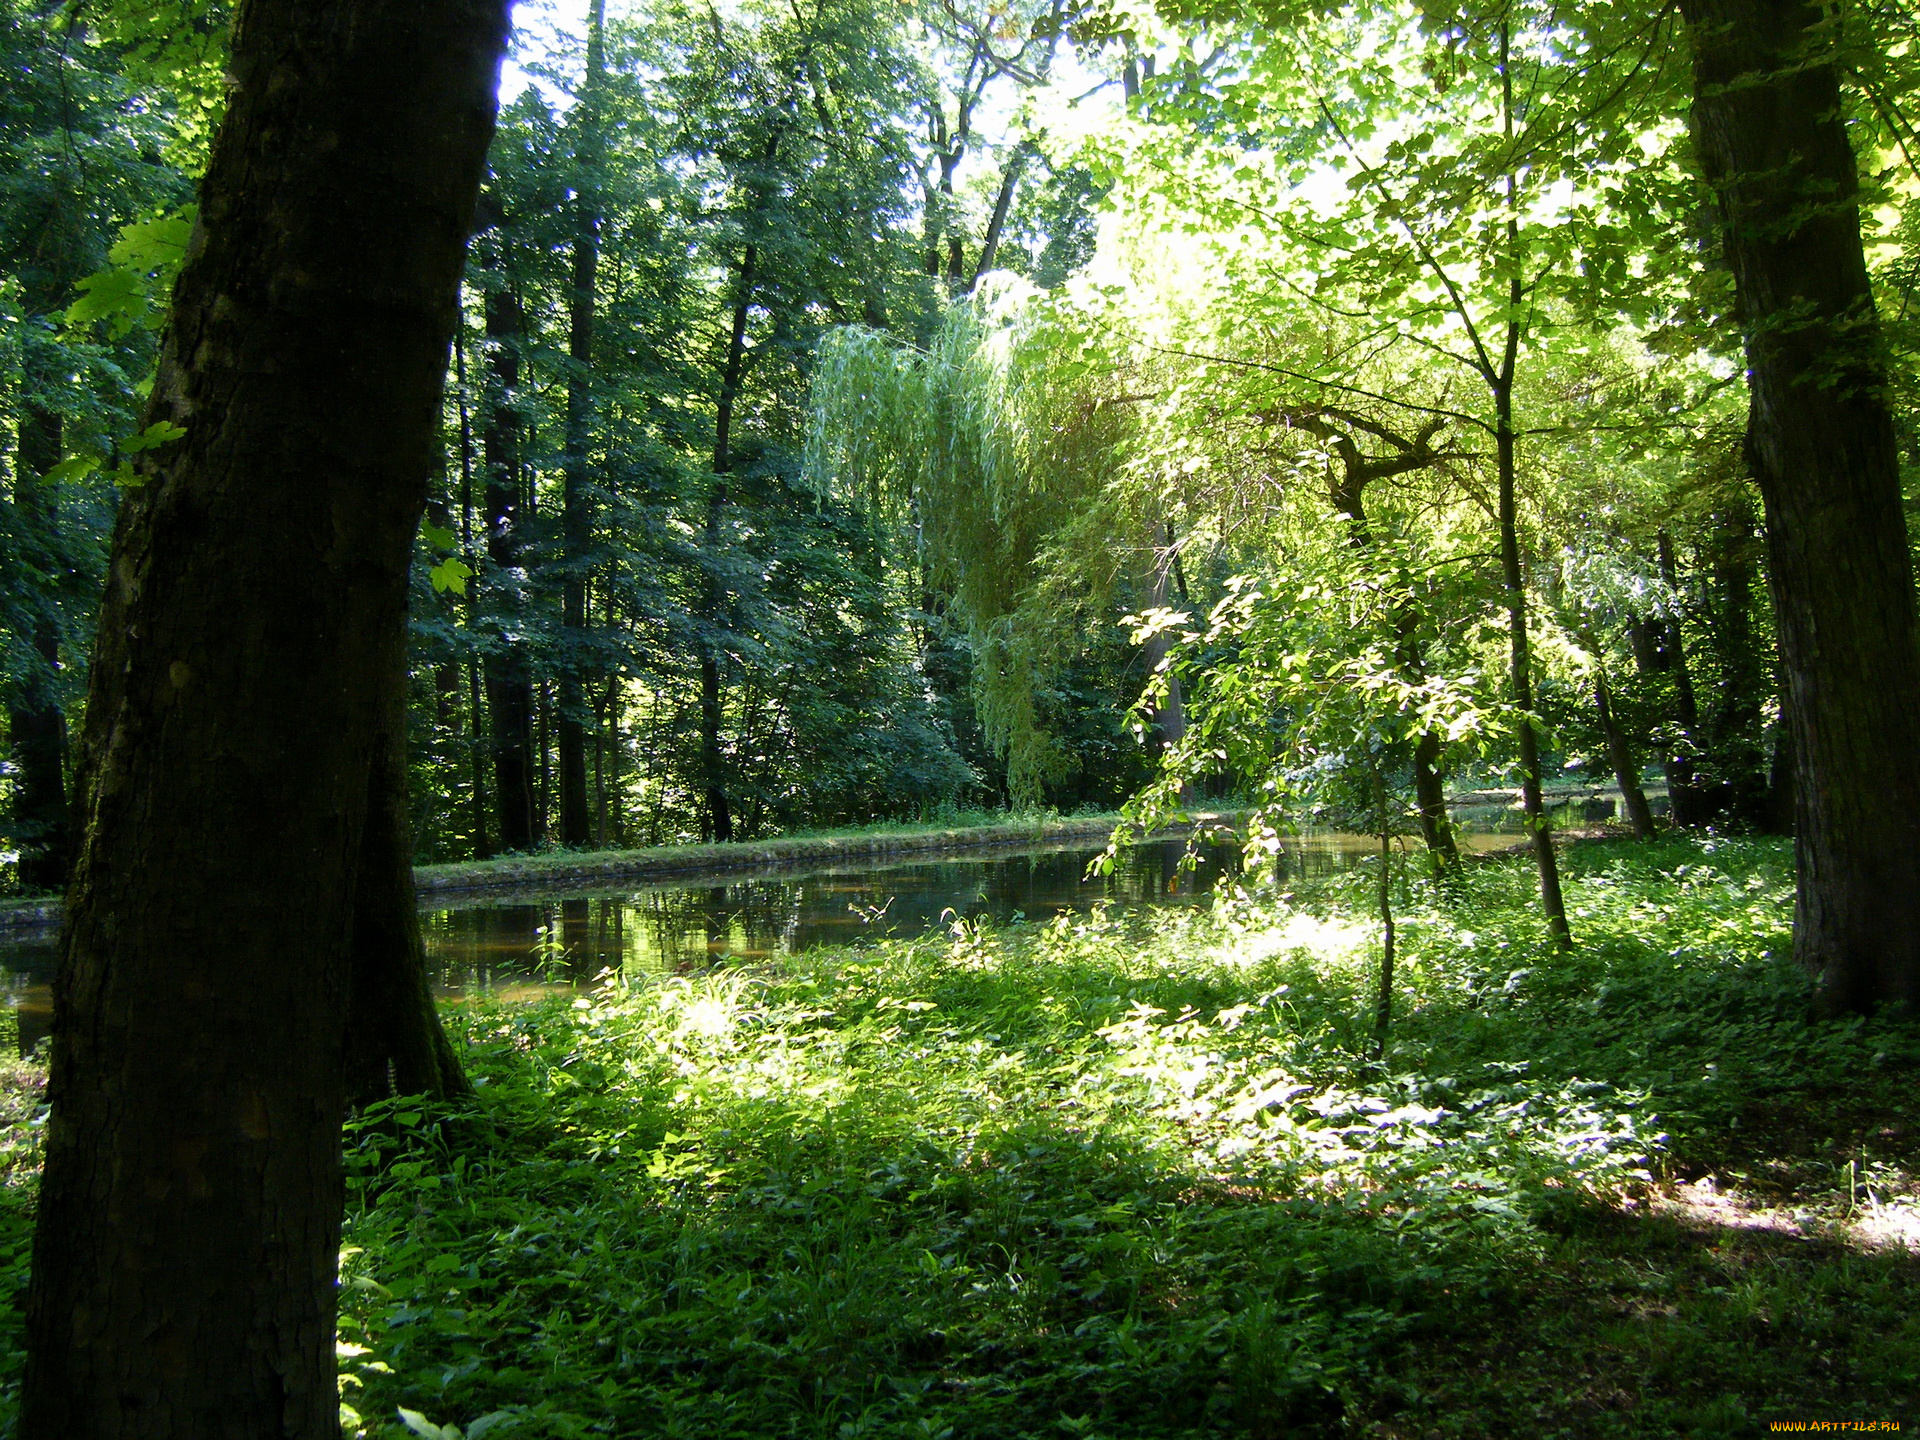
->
<box><xmin>477</xmin><ymin>217</ymin><xmax>540</xmax><ymax>852</ymax></box>
<box><xmin>1681</xmin><ymin>0</ymin><xmax>1920</xmax><ymax>1012</ymax></box>
<box><xmin>7</xmin><ymin>387</ymin><xmax>73</xmax><ymax>891</ymax></box>
<box><xmin>0</xmin><ymin>0</ymin><xmax>185</xmax><ymax>891</ymax></box>
<box><xmin>20</xmin><ymin>1</ymin><xmax>506</xmax><ymax>1431</ymax></box>
<box><xmin>559</xmin><ymin>0</ymin><xmax>608</xmax><ymax>847</ymax></box>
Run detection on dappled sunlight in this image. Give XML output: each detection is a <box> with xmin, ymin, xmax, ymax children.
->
<box><xmin>1649</xmin><ymin>1171</ymin><xmax>1920</xmax><ymax>1256</ymax></box>
<box><xmin>311</xmin><ymin>837</ymin><xmax>1920</xmax><ymax>1434</ymax></box>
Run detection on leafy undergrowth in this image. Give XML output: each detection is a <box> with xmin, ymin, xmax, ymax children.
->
<box><xmin>330</xmin><ymin>836</ymin><xmax>1918</xmax><ymax>1438</ymax></box>
<box><xmin>0</xmin><ymin>838</ymin><xmax>1910</xmax><ymax>1434</ymax></box>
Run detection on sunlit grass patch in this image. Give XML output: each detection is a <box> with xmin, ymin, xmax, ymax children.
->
<box><xmin>0</xmin><ymin>836</ymin><xmax>1906</xmax><ymax>1435</ymax></box>
<box><xmin>321</xmin><ymin>836</ymin><xmax>1920</xmax><ymax>1437</ymax></box>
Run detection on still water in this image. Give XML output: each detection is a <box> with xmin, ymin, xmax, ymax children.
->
<box><xmin>423</xmin><ymin>836</ymin><xmax>1241</xmax><ymax>996</ymax></box>
<box><xmin>0</xmin><ymin>829</ymin><xmax>1511</xmax><ymax>1055</ymax></box>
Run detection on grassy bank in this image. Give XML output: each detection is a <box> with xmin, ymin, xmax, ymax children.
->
<box><xmin>0</xmin><ymin>836</ymin><xmax>1916</xmax><ymax>1435</ymax></box>
<box><xmin>414</xmin><ymin>811</ymin><xmax>1163</xmax><ymax>900</ymax></box>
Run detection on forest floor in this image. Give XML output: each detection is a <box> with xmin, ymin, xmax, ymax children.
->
<box><xmin>0</xmin><ymin>835</ymin><xmax>1914</xmax><ymax>1436</ymax></box>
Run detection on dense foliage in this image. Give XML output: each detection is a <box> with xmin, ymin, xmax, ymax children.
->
<box><xmin>11</xmin><ymin>0</ymin><xmax>1871</xmax><ymax>880</ymax></box>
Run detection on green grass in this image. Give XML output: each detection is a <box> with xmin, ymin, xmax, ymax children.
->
<box><xmin>2</xmin><ymin>837</ymin><xmax>1918</xmax><ymax>1436</ymax></box>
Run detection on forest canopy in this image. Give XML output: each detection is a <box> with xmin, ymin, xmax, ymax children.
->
<box><xmin>12</xmin><ymin>0</ymin><xmax>1906</xmax><ymax>878</ymax></box>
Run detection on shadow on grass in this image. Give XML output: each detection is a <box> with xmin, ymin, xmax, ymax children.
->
<box><xmin>337</xmin><ymin>838</ymin><xmax>1920</xmax><ymax>1438</ymax></box>
<box><xmin>1</xmin><ymin>837</ymin><xmax>1915</xmax><ymax>1439</ymax></box>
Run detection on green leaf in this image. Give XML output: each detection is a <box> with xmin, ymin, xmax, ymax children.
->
<box><xmin>44</xmin><ymin>454</ymin><xmax>103</xmax><ymax>485</ymax></box>
<box><xmin>420</xmin><ymin>519</ymin><xmax>459</xmax><ymax>551</ymax></box>
<box><xmin>107</xmin><ymin>210</ymin><xmax>194</xmax><ymax>272</ymax></box>
<box><xmin>124</xmin><ymin>421</ymin><xmax>187</xmax><ymax>453</ymax></box>
<box><xmin>429</xmin><ymin>557</ymin><xmax>474</xmax><ymax>595</ymax></box>
<box><xmin>64</xmin><ymin>268</ymin><xmax>144</xmax><ymax>336</ymax></box>
<box><xmin>65</xmin><ymin>207</ymin><xmax>197</xmax><ymax>339</ymax></box>
<box><xmin>398</xmin><ymin>1409</ymin><xmax>461</xmax><ymax>1440</ymax></box>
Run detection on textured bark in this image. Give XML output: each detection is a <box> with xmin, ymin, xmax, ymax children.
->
<box><xmin>557</xmin><ymin>0</ymin><xmax>606</xmax><ymax>849</ymax></box>
<box><xmin>966</xmin><ymin>145</ymin><xmax>1028</xmax><ymax>294</ymax></box>
<box><xmin>453</xmin><ymin>319</ymin><xmax>493</xmax><ymax>859</ymax></box>
<box><xmin>341</xmin><ymin>657</ymin><xmax>471</xmax><ymax>1108</ymax></box>
<box><xmin>1410</xmin><ymin>729</ymin><xmax>1455</xmax><ymax>867</ymax></box>
<box><xmin>1683</xmin><ymin>0</ymin><xmax>1920</xmax><ymax>1011</ymax></box>
<box><xmin>1488</xmin><ymin>22</ymin><xmax>1569</xmax><ymax>947</ymax></box>
<box><xmin>8</xmin><ymin>401</ymin><xmax>72</xmax><ymax>892</ymax></box>
<box><xmin>1704</xmin><ymin>489</ymin><xmax>1771</xmax><ymax>822</ymax></box>
<box><xmin>481</xmin><ymin>266</ymin><xmax>538</xmax><ymax>852</ymax></box>
<box><xmin>19</xmin><ymin>2</ymin><xmax>505</xmax><ymax>1433</ymax></box>
<box><xmin>1372</xmin><ymin>818</ymin><xmax>1395</xmax><ymax>1059</ymax></box>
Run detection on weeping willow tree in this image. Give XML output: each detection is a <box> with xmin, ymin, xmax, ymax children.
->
<box><xmin>807</xmin><ymin>280</ymin><xmax>1150</xmax><ymax>803</ymax></box>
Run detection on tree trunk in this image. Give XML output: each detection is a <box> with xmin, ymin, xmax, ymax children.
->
<box><xmin>1682</xmin><ymin>0</ymin><xmax>1920</xmax><ymax>1011</ymax></box>
<box><xmin>1322</xmin><ymin>425</ymin><xmax>1460</xmax><ymax>873</ymax></box>
<box><xmin>557</xmin><ymin>0</ymin><xmax>606</xmax><ymax>850</ymax></box>
<box><xmin>1140</xmin><ymin>521</ymin><xmax>1191</xmax><ymax>800</ymax></box>
<box><xmin>1594</xmin><ymin>667</ymin><xmax>1658</xmax><ymax>839</ymax></box>
<box><xmin>1705</xmin><ymin>488</ymin><xmax>1769</xmax><ymax>822</ymax></box>
<box><xmin>1372</xmin><ymin>806</ymin><xmax>1395</xmax><ymax>1060</ymax></box>
<box><xmin>8</xmin><ymin>401</ymin><xmax>72</xmax><ymax>892</ymax></box>
<box><xmin>20</xmin><ymin>2</ymin><xmax>505</xmax><ymax>1432</ymax></box>
<box><xmin>1655</xmin><ymin>528</ymin><xmax>1710</xmax><ymax>827</ymax></box>
<box><xmin>1411</xmin><ymin>729</ymin><xmax>1456</xmax><ymax>870</ymax></box>
<box><xmin>454</xmin><ymin>321</ymin><xmax>493</xmax><ymax>860</ymax></box>
<box><xmin>701</xmin><ymin>245</ymin><xmax>755</xmax><ymax>845</ymax></box>
<box><xmin>466</xmin><ymin>658</ymin><xmax>491</xmax><ymax>857</ymax></box>
<box><xmin>481</xmin><ymin>266</ymin><xmax>537</xmax><ymax>851</ymax></box>
<box><xmin>1495</xmin><ymin>375</ymin><xmax>1572</xmax><ymax>949</ymax></box>
<box><xmin>966</xmin><ymin>145</ymin><xmax>1027</xmax><ymax>294</ymax></box>
<box><xmin>342</xmin><ymin>648</ymin><xmax>471</xmax><ymax>1108</ymax></box>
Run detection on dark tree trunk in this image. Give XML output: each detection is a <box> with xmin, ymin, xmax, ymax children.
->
<box><xmin>1594</xmin><ymin>668</ymin><xmax>1658</xmax><ymax>839</ymax></box>
<box><xmin>557</xmin><ymin>0</ymin><xmax>605</xmax><ymax>850</ymax></box>
<box><xmin>20</xmin><ymin>3</ymin><xmax>505</xmax><ymax>1433</ymax></box>
<box><xmin>1766</xmin><ymin>680</ymin><xmax>1797</xmax><ymax>834</ymax></box>
<box><xmin>1682</xmin><ymin>0</ymin><xmax>1920</xmax><ymax>1011</ymax></box>
<box><xmin>966</xmin><ymin>145</ymin><xmax>1027</xmax><ymax>294</ymax></box>
<box><xmin>1319</xmin><ymin>419</ymin><xmax>1460</xmax><ymax>873</ymax></box>
<box><xmin>1495</xmin><ymin>375</ymin><xmax>1571</xmax><ymax>948</ymax></box>
<box><xmin>454</xmin><ymin>318</ymin><xmax>493</xmax><ymax>859</ymax></box>
<box><xmin>1372</xmin><ymin>815</ymin><xmax>1395</xmax><ymax>1059</ymax></box>
<box><xmin>1411</xmin><ymin>729</ymin><xmax>1455</xmax><ymax>868</ymax></box>
<box><xmin>8</xmin><ymin>402</ymin><xmax>72</xmax><ymax>892</ymax></box>
<box><xmin>481</xmin><ymin>268</ymin><xmax>537</xmax><ymax>851</ymax></box>
<box><xmin>700</xmin><ymin>245</ymin><xmax>755</xmax><ymax>845</ymax></box>
<box><xmin>536</xmin><ymin>680</ymin><xmax>551</xmax><ymax>837</ymax></box>
<box><xmin>466</xmin><ymin>659</ymin><xmax>491</xmax><ymax>856</ymax></box>
<box><xmin>1705</xmin><ymin>490</ymin><xmax>1770</xmax><ymax>821</ymax></box>
<box><xmin>1656</xmin><ymin>529</ymin><xmax>1711</xmax><ymax>827</ymax></box>
<box><xmin>342</xmin><ymin>642</ymin><xmax>471</xmax><ymax>1108</ymax></box>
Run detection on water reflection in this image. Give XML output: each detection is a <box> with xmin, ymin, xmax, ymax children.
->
<box><xmin>421</xmin><ymin>836</ymin><xmax>1249</xmax><ymax>995</ymax></box>
<box><xmin>0</xmin><ymin>827</ymin><xmax>1521</xmax><ymax>1055</ymax></box>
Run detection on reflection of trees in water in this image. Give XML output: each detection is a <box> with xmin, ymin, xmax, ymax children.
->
<box><xmin>0</xmin><ymin>836</ymin><xmax>1363</xmax><ymax>1039</ymax></box>
<box><xmin>421</xmin><ymin>838</ymin><xmax>1261</xmax><ymax>991</ymax></box>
